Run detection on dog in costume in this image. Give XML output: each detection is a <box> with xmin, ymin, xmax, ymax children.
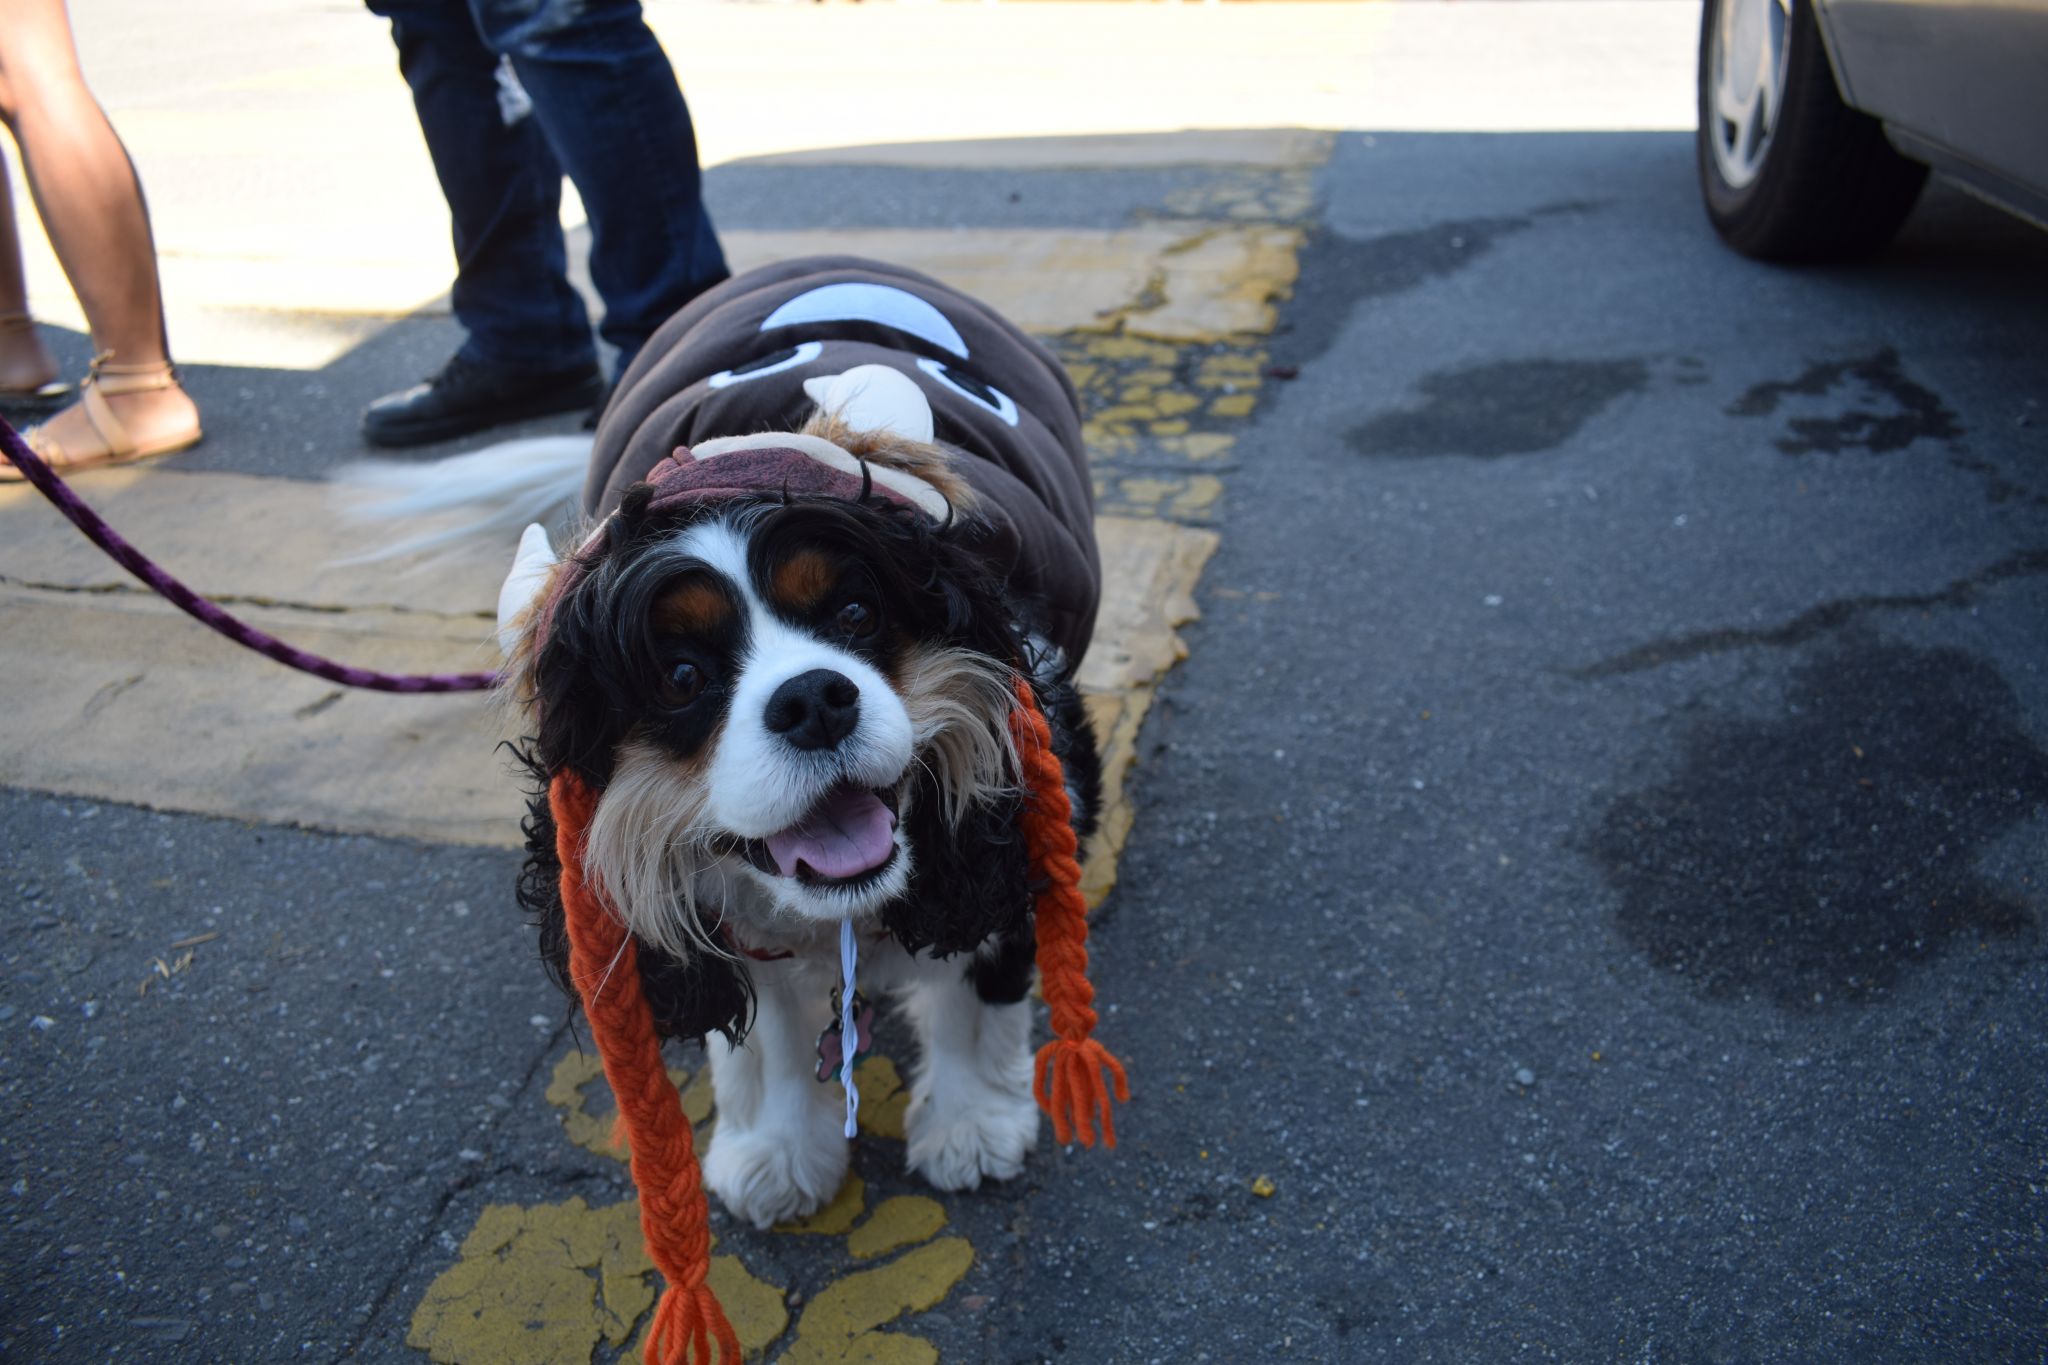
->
<box><xmin>353</xmin><ymin>257</ymin><xmax>1127</xmax><ymax>1360</ymax></box>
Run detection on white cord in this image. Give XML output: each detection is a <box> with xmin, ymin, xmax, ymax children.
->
<box><xmin>838</xmin><ymin>919</ymin><xmax>860</xmax><ymax>1138</ymax></box>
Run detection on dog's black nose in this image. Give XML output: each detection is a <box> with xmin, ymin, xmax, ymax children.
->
<box><xmin>764</xmin><ymin>669</ymin><xmax>861</xmax><ymax>751</ymax></box>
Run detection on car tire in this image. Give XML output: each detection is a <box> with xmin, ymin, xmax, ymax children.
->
<box><xmin>1697</xmin><ymin>0</ymin><xmax>1928</xmax><ymax>261</ymax></box>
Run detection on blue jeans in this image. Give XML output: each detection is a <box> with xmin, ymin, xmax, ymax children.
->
<box><xmin>366</xmin><ymin>0</ymin><xmax>729</xmax><ymax>377</ymax></box>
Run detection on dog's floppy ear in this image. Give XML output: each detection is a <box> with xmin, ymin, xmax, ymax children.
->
<box><xmin>496</xmin><ymin>522</ymin><xmax>559</xmax><ymax>656</ymax></box>
<box><xmin>635</xmin><ymin>944</ymin><xmax>756</xmax><ymax>1047</ymax></box>
<box><xmin>803</xmin><ymin>364</ymin><xmax>935</xmax><ymax>443</ymax></box>
<box><xmin>517</xmin><ymin>777</ymin><xmax>757</xmax><ymax>1046</ymax></box>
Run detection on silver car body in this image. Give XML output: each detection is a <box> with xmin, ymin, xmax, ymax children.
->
<box><xmin>1817</xmin><ymin>0</ymin><xmax>2048</xmax><ymax>224</ymax></box>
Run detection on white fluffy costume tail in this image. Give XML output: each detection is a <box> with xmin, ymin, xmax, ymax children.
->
<box><xmin>331</xmin><ymin>434</ymin><xmax>592</xmax><ymax>563</ymax></box>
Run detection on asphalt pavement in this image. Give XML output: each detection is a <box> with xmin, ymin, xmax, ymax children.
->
<box><xmin>4</xmin><ymin>4</ymin><xmax>2047</xmax><ymax>1363</ymax></box>
<box><xmin>1089</xmin><ymin>134</ymin><xmax>2048</xmax><ymax>1360</ymax></box>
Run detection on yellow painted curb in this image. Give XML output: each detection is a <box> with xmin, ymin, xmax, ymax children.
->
<box><xmin>0</xmin><ymin>509</ymin><xmax>1216</xmax><ymax>857</ymax></box>
<box><xmin>730</xmin><ymin>226</ymin><xmax>1301</xmax><ymax>342</ymax></box>
<box><xmin>0</xmin><ymin>468</ymin><xmax>508</xmax><ymax>614</ymax></box>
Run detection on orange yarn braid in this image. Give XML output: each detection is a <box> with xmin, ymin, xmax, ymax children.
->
<box><xmin>550</xmin><ymin>772</ymin><xmax>740</xmax><ymax>1365</ymax></box>
<box><xmin>1009</xmin><ymin>676</ymin><xmax>1131</xmax><ymax>1147</ymax></box>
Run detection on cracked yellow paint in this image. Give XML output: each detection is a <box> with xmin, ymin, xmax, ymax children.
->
<box><xmin>1080</xmin><ymin>517</ymin><xmax>1219</xmax><ymax>698</ymax></box>
<box><xmin>1101</xmin><ymin>475</ymin><xmax>1225</xmax><ymax>522</ymax></box>
<box><xmin>701</xmin><ymin>1255</ymin><xmax>798</xmax><ymax>1359</ymax></box>
<box><xmin>1157</xmin><ymin>434</ymin><xmax>1237</xmax><ymax>462</ymax></box>
<box><xmin>1074</xmin><ymin>334</ymin><xmax>1185</xmax><ymax>365</ymax></box>
<box><xmin>1115</xmin><ymin>477</ymin><xmax>1172</xmax><ymax>509</ymax></box>
<box><xmin>780</xmin><ymin>1176</ymin><xmax>868</xmax><ymax>1238</ymax></box>
<box><xmin>546</xmin><ymin>1050</ymin><xmax>710</xmax><ymax>1160</ymax></box>
<box><xmin>1081</xmin><ymin>689</ymin><xmax>1141</xmax><ymax>908</ymax></box>
<box><xmin>406</xmin><ymin>1198</ymin><xmax>787</xmax><ymax>1365</ymax></box>
<box><xmin>724</xmin><ymin>225</ymin><xmax>1293</xmax><ymax>341</ymax></box>
<box><xmin>1076</xmin><ymin>516</ymin><xmax>1220</xmax><ymax>903</ymax></box>
<box><xmin>1173</xmin><ymin>477</ymin><xmax>1225</xmax><ymax>516</ymax></box>
<box><xmin>848</xmin><ymin>1198</ymin><xmax>949</xmax><ymax>1261</ymax></box>
<box><xmin>779</xmin><ymin>1240</ymin><xmax>977</xmax><ymax>1365</ymax></box>
<box><xmin>417</xmin><ymin>1047</ymin><xmax>985</xmax><ymax>1362</ymax></box>
<box><xmin>854</xmin><ymin>1056</ymin><xmax>911</xmax><ymax>1140</ymax></box>
<box><xmin>407</xmin><ymin>1199</ymin><xmax>651</xmax><ymax>1364</ymax></box>
<box><xmin>1161</xmin><ymin>166</ymin><xmax>1319</xmax><ymax>224</ymax></box>
<box><xmin>1122</xmin><ymin>226</ymin><xmax>1303</xmax><ymax>342</ymax></box>
<box><xmin>1197</xmin><ymin>352</ymin><xmax>1267</xmax><ymax>385</ymax></box>
<box><xmin>1057</xmin><ymin>323</ymin><xmax>1271</xmax><ymax>521</ymax></box>
<box><xmin>1081</xmin><ymin>428</ymin><xmax>1139</xmax><ymax>463</ymax></box>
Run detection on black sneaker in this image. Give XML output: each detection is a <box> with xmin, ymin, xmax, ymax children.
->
<box><xmin>361</xmin><ymin>353</ymin><xmax>605</xmax><ymax>448</ymax></box>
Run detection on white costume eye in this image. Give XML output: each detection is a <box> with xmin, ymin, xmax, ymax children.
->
<box><xmin>760</xmin><ymin>284</ymin><xmax>970</xmax><ymax>360</ymax></box>
<box><xmin>709</xmin><ymin>340</ymin><xmax>824</xmax><ymax>388</ymax></box>
<box><xmin>916</xmin><ymin>357</ymin><xmax>1019</xmax><ymax>427</ymax></box>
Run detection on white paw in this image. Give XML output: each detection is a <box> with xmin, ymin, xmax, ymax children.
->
<box><xmin>703</xmin><ymin>1121</ymin><xmax>849</xmax><ymax>1229</ymax></box>
<box><xmin>905</xmin><ymin>1085</ymin><xmax>1039</xmax><ymax>1192</ymax></box>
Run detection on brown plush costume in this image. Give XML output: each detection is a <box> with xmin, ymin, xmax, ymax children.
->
<box><xmin>587</xmin><ymin>255</ymin><xmax>1100</xmax><ymax>671</ymax></box>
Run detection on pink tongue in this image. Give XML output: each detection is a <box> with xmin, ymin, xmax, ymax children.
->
<box><xmin>764</xmin><ymin>787</ymin><xmax>897</xmax><ymax>880</ymax></box>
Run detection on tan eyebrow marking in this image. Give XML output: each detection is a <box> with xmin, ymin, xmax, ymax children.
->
<box><xmin>769</xmin><ymin>549</ymin><xmax>838</xmax><ymax>614</ymax></box>
<box><xmin>652</xmin><ymin>578</ymin><xmax>732</xmax><ymax>635</ymax></box>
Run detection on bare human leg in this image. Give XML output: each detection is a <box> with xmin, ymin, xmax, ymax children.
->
<box><xmin>0</xmin><ymin>0</ymin><xmax>198</xmax><ymax>469</ymax></box>
<box><xmin>0</xmin><ymin>144</ymin><xmax>64</xmax><ymax>400</ymax></box>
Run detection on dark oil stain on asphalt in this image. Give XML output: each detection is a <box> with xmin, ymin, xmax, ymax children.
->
<box><xmin>1586</xmin><ymin>638</ymin><xmax>2045</xmax><ymax>1010</ymax></box>
<box><xmin>1273</xmin><ymin>203</ymin><xmax>1602</xmax><ymax>366</ymax></box>
<box><xmin>1568</xmin><ymin>549</ymin><xmax>2048</xmax><ymax>679</ymax></box>
<box><xmin>1947</xmin><ymin>449</ymin><xmax>2048</xmax><ymax>507</ymax></box>
<box><xmin>1729</xmin><ymin>347</ymin><xmax>1961</xmax><ymax>454</ymax></box>
<box><xmin>1346</xmin><ymin>357</ymin><xmax>1648</xmax><ymax>458</ymax></box>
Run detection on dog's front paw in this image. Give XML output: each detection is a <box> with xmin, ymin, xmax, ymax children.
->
<box><xmin>703</xmin><ymin>1122</ymin><xmax>849</xmax><ymax>1229</ymax></box>
<box><xmin>905</xmin><ymin>1084</ymin><xmax>1039</xmax><ymax>1192</ymax></box>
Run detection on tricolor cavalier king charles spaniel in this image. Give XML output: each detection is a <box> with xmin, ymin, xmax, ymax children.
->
<box><xmin>360</xmin><ymin>258</ymin><xmax>1104</xmax><ymax>1229</ymax></box>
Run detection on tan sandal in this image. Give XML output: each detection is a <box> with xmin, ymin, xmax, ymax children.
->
<box><xmin>1</xmin><ymin>353</ymin><xmax>202</xmax><ymax>480</ymax></box>
<box><xmin>0</xmin><ymin>311</ymin><xmax>71</xmax><ymax>407</ymax></box>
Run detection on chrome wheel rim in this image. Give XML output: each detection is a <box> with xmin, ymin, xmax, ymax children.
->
<box><xmin>1708</xmin><ymin>0</ymin><xmax>1793</xmax><ymax>190</ymax></box>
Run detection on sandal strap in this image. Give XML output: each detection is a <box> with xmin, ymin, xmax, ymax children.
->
<box><xmin>21</xmin><ymin>382</ymin><xmax>120</xmax><ymax>467</ymax></box>
<box><xmin>86</xmin><ymin>352</ymin><xmax>179</xmax><ymax>395</ymax></box>
<box><xmin>74</xmin><ymin>375</ymin><xmax>131</xmax><ymax>460</ymax></box>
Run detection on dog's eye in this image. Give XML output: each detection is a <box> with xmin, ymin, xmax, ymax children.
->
<box><xmin>835</xmin><ymin>599</ymin><xmax>878</xmax><ymax>639</ymax></box>
<box><xmin>665</xmin><ymin>661</ymin><xmax>707</xmax><ymax>704</ymax></box>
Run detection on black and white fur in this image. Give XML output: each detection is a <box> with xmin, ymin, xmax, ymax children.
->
<box><xmin>357</xmin><ymin>399</ymin><xmax>1099</xmax><ymax>1228</ymax></box>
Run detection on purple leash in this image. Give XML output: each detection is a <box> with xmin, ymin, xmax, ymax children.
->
<box><xmin>1</xmin><ymin>418</ymin><xmax>500</xmax><ymax>694</ymax></box>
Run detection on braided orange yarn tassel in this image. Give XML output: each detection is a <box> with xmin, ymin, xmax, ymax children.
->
<box><xmin>1009</xmin><ymin>677</ymin><xmax>1130</xmax><ymax>1147</ymax></box>
<box><xmin>551</xmin><ymin>772</ymin><xmax>741</xmax><ymax>1365</ymax></box>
